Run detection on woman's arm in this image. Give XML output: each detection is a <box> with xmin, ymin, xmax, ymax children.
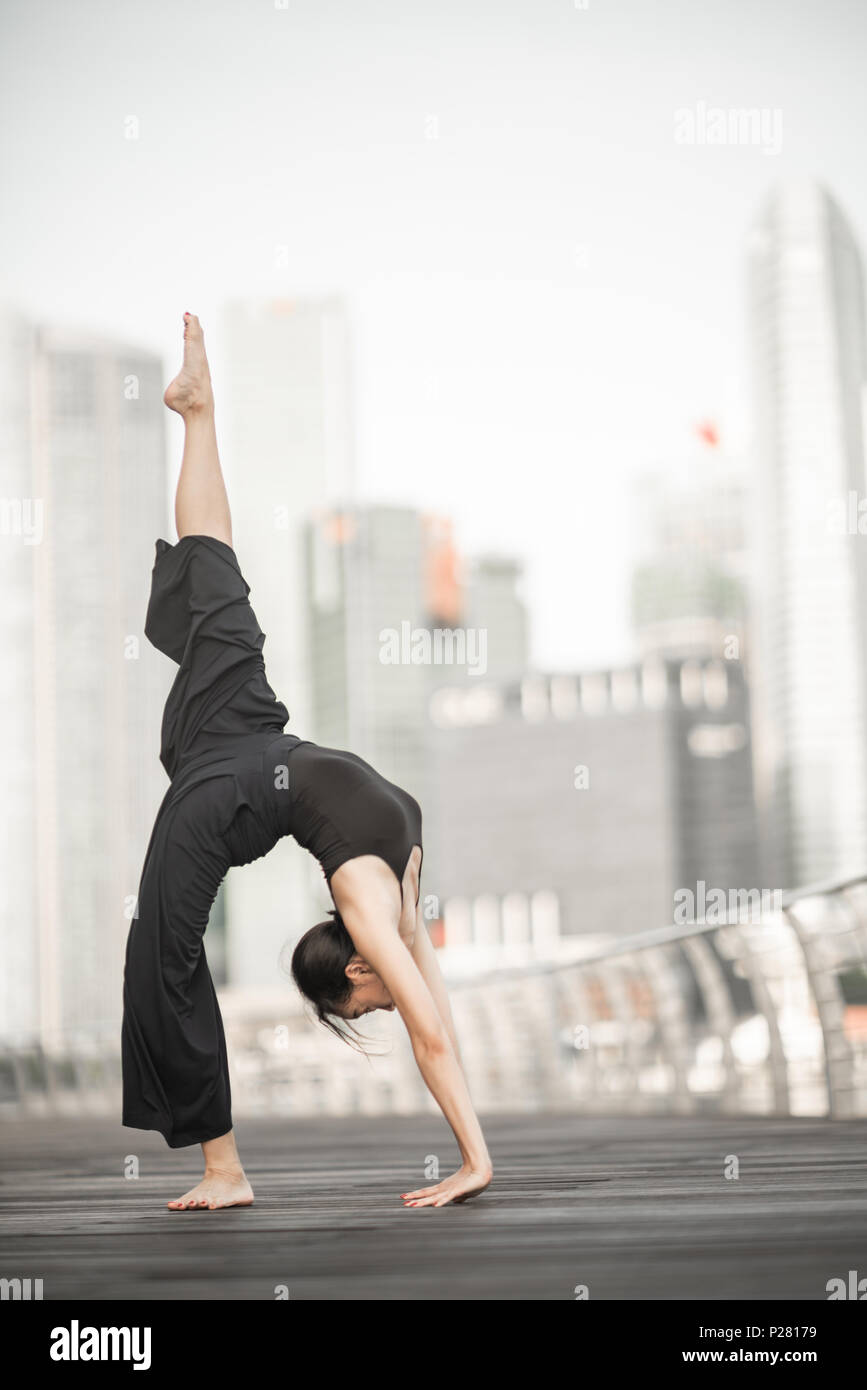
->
<box><xmin>398</xmin><ymin>911</ymin><xmax>496</xmax><ymax>1206</ymax></box>
<box><xmin>409</xmin><ymin>908</ymin><xmax>464</xmax><ymax>1067</ymax></box>
<box><xmin>336</xmin><ymin>883</ymin><xmax>492</xmax><ymax>1202</ymax></box>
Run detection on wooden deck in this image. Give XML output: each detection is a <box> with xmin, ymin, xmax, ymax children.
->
<box><xmin>1</xmin><ymin>1111</ymin><xmax>865</xmax><ymax>1300</ymax></box>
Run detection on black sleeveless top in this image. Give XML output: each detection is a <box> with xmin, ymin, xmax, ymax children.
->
<box><xmin>272</xmin><ymin>740</ymin><xmax>424</xmax><ymax>907</ymax></box>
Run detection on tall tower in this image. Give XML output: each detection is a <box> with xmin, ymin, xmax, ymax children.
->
<box><xmin>0</xmin><ymin>308</ymin><xmax>169</xmax><ymax>1047</ymax></box>
<box><xmin>0</xmin><ymin>308</ymin><xmax>39</xmax><ymax>1043</ymax></box>
<box><xmin>462</xmin><ymin>554</ymin><xmax>529</xmax><ymax>684</ymax></box>
<box><xmin>630</xmin><ymin>436</ymin><xmax>752</xmax><ymax>664</ymax></box>
<box><xmin>747</xmin><ymin>181</ymin><xmax>867</xmax><ymax>890</ymax></box>
<box><xmin>305</xmin><ymin>505</ymin><xmax>440</xmax><ymax>803</ymax></box>
<box><xmin>304</xmin><ymin>504</ymin><xmax>529</xmax><ymax>922</ymax></box>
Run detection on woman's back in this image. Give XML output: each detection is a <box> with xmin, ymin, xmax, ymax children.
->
<box><xmin>275</xmin><ymin>741</ymin><xmax>424</xmax><ymax>903</ymax></box>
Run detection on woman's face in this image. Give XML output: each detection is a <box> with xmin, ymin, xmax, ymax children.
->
<box><xmin>340</xmin><ymin>958</ymin><xmax>395</xmax><ymax>1019</ymax></box>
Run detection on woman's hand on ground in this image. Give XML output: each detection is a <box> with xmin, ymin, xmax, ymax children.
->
<box><xmin>401</xmin><ymin>1164</ymin><xmax>493</xmax><ymax>1208</ymax></box>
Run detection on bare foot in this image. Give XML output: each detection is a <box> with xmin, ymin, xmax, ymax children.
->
<box><xmin>167</xmin><ymin>1166</ymin><xmax>254</xmax><ymax>1212</ymax></box>
<box><xmin>164</xmin><ymin>312</ymin><xmax>215</xmax><ymax>416</ymax></box>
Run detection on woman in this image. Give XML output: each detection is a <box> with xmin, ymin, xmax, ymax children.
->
<box><xmin>121</xmin><ymin>313</ymin><xmax>492</xmax><ymax>1212</ymax></box>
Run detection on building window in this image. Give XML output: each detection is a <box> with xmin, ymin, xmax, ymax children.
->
<box><xmin>429</xmin><ymin>686</ymin><xmax>503</xmax><ymax>727</ymax></box>
<box><xmin>611</xmin><ymin>667</ymin><xmax>639</xmax><ymax>712</ymax></box>
<box><xmin>443</xmin><ymin>896</ymin><xmax>472</xmax><ymax>947</ymax></box>
<box><xmin>703</xmin><ymin>660</ymin><xmax>729</xmax><ymax>710</ymax></box>
<box><xmin>530</xmin><ymin>890</ymin><xmax>560</xmax><ymax>949</ymax></box>
<box><xmin>580</xmin><ymin>672</ymin><xmax>608</xmax><ymax>715</ymax></box>
<box><xmin>521</xmin><ymin>676</ymin><xmax>549</xmax><ymax>722</ymax></box>
<box><xmin>680</xmin><ymin>660</ymin><xmax>704</xmax><ymax>708</ymax></box>
<box><xmin>687</xmin><ymin>722</ymin><xmax>747</xmax><ymax>758</ymax></box>
<box><xmin>502</xmin><ymin>892</ymin><xmax>531</xmax><ymax>946</ymax></box>
<box><xmin>472</xmin><ymin>894</ymin><xmax>500</xmax><ymax>947</ymax></box>
<box><xmin>463</xmin><ymin>686</ymin><xmax>503</xmax><ymax>724</ymax></box>
<box><xmin>550</xmin><ymin>675</ymin><xmax>579</xmax><ymax>720</ymax></box>
<box><xmin>641</xmin><ymin>658</ymin><xmax>668</xmax><ymax>709</ymax></box>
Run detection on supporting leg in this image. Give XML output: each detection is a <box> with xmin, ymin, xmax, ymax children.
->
<box><xmin>164</xmin><ymin>312</ymin><xmax>233</xmax><ymax>549</ymax></box>
<box><xmin>167</xmin><ymin>1131</ymin><xmax>254</xmax><ymax>1212</ymax></box>
<box><xmin>122</xmin><ymin>791</ymin><xmax>255</xmax><ymax>1209</ymax></box>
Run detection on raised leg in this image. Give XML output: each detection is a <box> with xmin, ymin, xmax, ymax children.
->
<box><xmin>165</xmin><ymin>312</ymin><xmax>233</xmax><ymax>549</ymax></box>
<box><xmin>128</xmin><ymin>315</ymin><xmax>252</xmax><ymax>1206</ymax></box>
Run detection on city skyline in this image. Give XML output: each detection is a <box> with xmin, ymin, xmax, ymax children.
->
<box><xmin>5</xmin><ymin>158</ymin><xmax>867</xmax><ymax>1051</ymax></box>
<box><xmin>3</xmin><ymin>0</ymin><xmax>867</xmax><ymax>671</ymax></box>
<box><xmin>2</xmin><ymin>0</ymin><xmax>866</xmax><ymax>1059</ymax></box>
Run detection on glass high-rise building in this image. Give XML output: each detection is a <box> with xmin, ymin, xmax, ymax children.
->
<box><xmin>631</xmin><ymin>442</ymin><xmax>752</xmax><ymax>664</ymax></box>
<box><xmin>747</xmin><ymin>180</ymin><xmax>867</xmax><ymax>890</ymax></box>
<box><xmin>0</xmin><ymin>308</ymin><xmax>168</xmax><ymax>1047</ymax></box>
<box><xmin>304</xmin><ymin>503</ymin><xmax>531</xmax><ymax>936</ymax></box>
<box><xmin>0</xmin><ymin>308</ymin><xmax>39</xmax><ymax>1044</ymax></box>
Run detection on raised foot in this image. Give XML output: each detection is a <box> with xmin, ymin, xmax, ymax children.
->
<box><xmin>167</xmin><ymin>1167</ymin><xmax>254</xmax><ymax>1212</ymax></box>
<box><xmin>164</xmin><ymin>312</ymin><xmax>215</xmax><ymax>416</ymax></box>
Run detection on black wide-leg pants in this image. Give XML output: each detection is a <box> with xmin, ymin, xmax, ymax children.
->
<box><xmin>121</xmin><ymin>534</ymin><xmax>298</xmax><ymax>1148</ymax></box>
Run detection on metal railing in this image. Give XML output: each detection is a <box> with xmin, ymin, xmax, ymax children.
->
<box><xmin>2</xmin><ymin>872</ymin><xmax>866</xmax><ymax>1120</ymax></box>
<box><xmin>221</xmin><ymin>870</ymin><xmax>867</xmax><ymax>1119</ymax></box>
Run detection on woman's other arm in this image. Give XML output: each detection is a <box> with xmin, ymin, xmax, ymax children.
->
<box><xmin>337</xmin><ymin>885</ymin><xmax>492</xmax><ymax>1204</ymax></box>
<box><xmin>409</xmin><ymin>908</ymin><xmax>464</xmax><ymax>1068</ymax></box>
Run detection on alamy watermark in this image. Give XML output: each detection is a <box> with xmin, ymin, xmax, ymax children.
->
<box><xmin>379</xmin><ymin>621</ymin><xmax>487</xmax><ymax>676</ymax></box>
<box><xmin>50</xmin><ymin>1321</ymin><xmax>151</xmax><ymax>1369</ymax></box>
<box><xmin>674</xmin><ymin>880</ymin><xmax>782</xmax><ymax>925</ymax></box>
<box><xmin>674</xmin><ymin>103</ymin><xmax>783</xmax><ymax>156</ymax></box>
<box><xmin>1</xmin><ymin>1276</ymin><xmax>43</xmax><ymax>1299</ymax></box>
<box><xmin>826</xmin><ymin>1268</ymin><xmax>866</xmax><ymax>1299</ymax></box>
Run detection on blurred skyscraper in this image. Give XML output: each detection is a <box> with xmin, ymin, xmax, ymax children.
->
<box><xmin>462</xmin><ymin>553</ymin><xmax>529</xmax><ymax>684</ymax></box>
<box><xmin>747</xmin><ymin>180</ymin><xmax>867</xmax><ymax>890</ymax></box>
<box><xmin>627</xmin><ymin>434</ymin><xmax>761</xmax><ymax>904</ymax></box>
<box><xmin>0</xmin><ymin>306</ymin><xmax>168</xmax><ymax>1047</ymax></box>
<box><xmin>218</xmin><ymin>299</ymin><xmax>356</xmax><ymax>989</ymax></box>
<box><xmin>304</xmin><ymin>504</ymin><xmax>531</xmax><ymax>926</ymax></box>
<box><xmin>631</xmin><ymin>434</ymin><xmax>752</xmax><ymax>663</ymax></box>
<box><xmin>0</xmin><ymin>309</ymin><xmax>38</xmax><ymax>1044</ymax></box>
<box><xmin>304</xmin><ymin>507</ymin><xmax>514</xmax><ymax>823</ymax></box>
<box><xmin>306</xmin><ymin>506</ymin><xmax>432</xmax><ymax>789</ymax></box>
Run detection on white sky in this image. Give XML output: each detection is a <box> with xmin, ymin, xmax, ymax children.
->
<box><xmin>2</xmin><ymin>0</ymin><xmax>866</xmax><ymax>669</ymax></box>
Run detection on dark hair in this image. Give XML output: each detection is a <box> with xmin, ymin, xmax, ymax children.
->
<box><xmin>285</xmin><ymin>909</ymin><xmax>381</xmax><ymax>1055</ymax></box>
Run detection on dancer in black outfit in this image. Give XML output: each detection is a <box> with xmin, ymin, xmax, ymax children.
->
<box><xmin>121</xmin><ymin>314</ymin><xmax>492</xmax><ymax>1211</ymax></box>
